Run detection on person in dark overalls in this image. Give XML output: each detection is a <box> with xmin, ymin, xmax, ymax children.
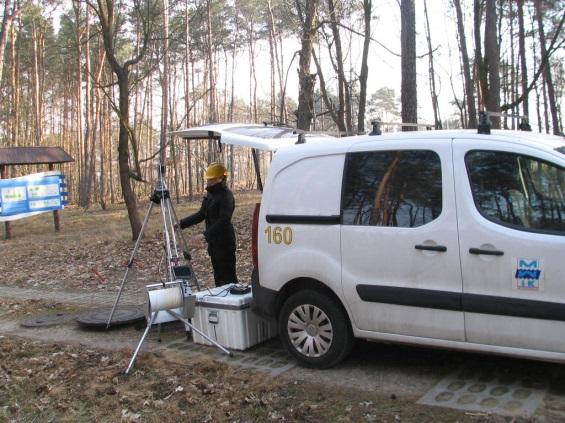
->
<box><xmin>179</xmin><ymin>163</ymin><xmax>238</xmax><ymax>287</ymax></box>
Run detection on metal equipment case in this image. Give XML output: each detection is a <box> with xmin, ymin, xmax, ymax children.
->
<box><xmin>192</xmin><ymin>285</ymin><xmax>277</xmax><ymax>350</ymax></box>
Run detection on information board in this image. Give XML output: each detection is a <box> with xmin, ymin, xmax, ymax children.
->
<box><xmin>0</xmin><ymin>171</ymin><xmax>68</xmax><ymax>222</ymax></box>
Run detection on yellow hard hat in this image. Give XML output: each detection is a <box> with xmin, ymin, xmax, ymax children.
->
<box><xmin>205</xmin><ymin>162</ymin><xmax>228</xmax><ymax>180</ymax></box>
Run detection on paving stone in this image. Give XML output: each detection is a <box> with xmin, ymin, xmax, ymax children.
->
<box><xmin>418</xmin><ymin>366</ymin><xmax>546</xmax><ymax>416</ymax></box>
<box><xmin>158</xmin><ymin>337</ymin><xmax>296</xmax><ymax>377</ymax></box>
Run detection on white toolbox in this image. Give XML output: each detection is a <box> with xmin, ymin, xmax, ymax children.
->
<box><xmin>192</xmin><ymin>285</ymin><xmax>277</xmax><ymax>350</ymax></box>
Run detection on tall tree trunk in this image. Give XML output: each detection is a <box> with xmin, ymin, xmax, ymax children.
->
<box><xmin>424</xmin><ymin>0</ymin><xmax>441</xmax><ymax>129</ymax></box>
<box><xmin>267</xmin><ymin>15</ymin><xmax>275</xmax><ymax>122</ymax></box>
<box><xmin>484</xmin><ymin>0</ymin><xmax>500</xmax><ymax>128</ymax></box>
<box><xmin>296</xmin><ymin>0</ymin><xmax>318</xmax><ymax>131</ymax></box>
<box><xmin>184</xmin><ymin>0</ymin><xmax>193</xmax><ymax>199</ymax></box>
<box><xmin>31</xmin><ymin>21</ymin><xmax>44</xmax><ymax>145</ymax></box>
<box><xmin>249</xmin><ymin>23</ymin><xmax>258</xmax><ymax>122</ymax></box>
<box><xmin>83</xmin><ymin>4</ymin><xmax>95</xmax><ymax>207</ymax></box>
<box><xmin>401</xmin><ymin>0</ymin><xmax>417</xmax><ymax>130</ymax></box>
<box><xmin>474</xmin><ymin>0</ymin><xmax>485</xmax><ymax>111</ymax></box>
<box><xmin>72</xmin><ymin>1</ymin><xmax>85</xmax><ymax>202</ymax></box>
<box><xmin>161</xmin><ymin>0</ymin><xmax>169</xmax><ymax>165</ymax></box>
<box><xmin>0</xmin><ymin>0</ymin><xmax>19</xmax><ymax>84</ymax></box>
<box><xmin>85</xmin><ymin>15</ymin><xmax>99</xmax><ymax>207</ymax></box>
<box><xmin>108</xmin><ymin>79</ymin><xmax>115</xmax><ymax>204</ymax></box>
<box><xmin>267</xmin><ymin>0</ymin><xmax>284</xmax><ymax>123</ymax></box>
<box><xmin>99</xmin><ymin>88</ymin><xmax>107</xmax><ymax>210</ymax></box>
<box><xmin>357</xmin><ymin>0</ymin><xmax>371</xmax><ymax>134</ymax></box>
<box><xmin>93</xmin><ymin>0</ymin><xmax>155</xmax><ymax>239</ymax></box>
<box><xmin>453</xmin><ymin>0</ymin><xmax>477</xmax><ymax>128</ymax></box>
<box><xmin>9</xmin><ymin>19</ymin><xmax>19</xmax><ymax>150</ymax></box>
<box><xmin>534</xmin><ymin>0</ymin><xmax>560</xmax><ymax>135</ymax></box>
<box><xmin>517</xmin><ymin>0</ymin><xmax>529</xmax><ymax>118</ymax></box>
<box><xmin>542</xmin><ymin>77</ymin><xmax>550</xmax><ymax>133</ymax></box>
<box><xmin>206</xmin><ymin>0</ymin><xmax>217</xmax><ymax>123</ymax></box>
<box><xmin>327</xmin><ymin>0</ymin><xmax>350</xmax><ymax>133</ymax></box>
<box><xmin>117</xmin><ymin>69</ymin><xmax>141</xmax><ymax>238</ymax></box>
<box><xmin>509</xmin><ymin>1</ymin><xmax>517</xmax><ymax>129</ymax></box>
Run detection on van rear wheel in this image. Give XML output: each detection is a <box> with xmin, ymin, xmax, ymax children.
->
<box><xmin>279</xmin><ymin>289</ymin><xmax>352</xmax><ymax>368</ymax></box>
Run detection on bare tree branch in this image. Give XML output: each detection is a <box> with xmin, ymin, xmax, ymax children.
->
<box><xmin>501</xmin><ymin>11</ymin><xmax>565</xmax><ymax>112</ymax></box>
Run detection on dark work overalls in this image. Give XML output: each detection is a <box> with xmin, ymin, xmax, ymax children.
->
<box><xmin>179</xmin><ymin>182</ymin><xmax>238</xmax><ymax>287</ymax></box>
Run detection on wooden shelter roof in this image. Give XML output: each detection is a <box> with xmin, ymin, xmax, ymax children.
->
<box><xmin>0</xmin><ymin>147</ymin><xmax>74</xmax><ymax>166</ymax></box>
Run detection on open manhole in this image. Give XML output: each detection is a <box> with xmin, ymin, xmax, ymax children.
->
<box><xmin>76</xmin><ymin>305</ymin><xmax>146</xmax><ymax>328</ymax></box>
<box><xmin>21</xmin><ymin>312</ymin><xmax>76</xmax><ymax>328</ymax></box>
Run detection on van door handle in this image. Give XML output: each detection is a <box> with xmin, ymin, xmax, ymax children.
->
<box><xmin>469</xmin><ymin>248</ymin><xmax>504</xmax><ymax>256</ymax></box>
<box><xmin>415</xmin><ymin>245</ymin><xmax>447</xmax><ymax>252</ymax></box>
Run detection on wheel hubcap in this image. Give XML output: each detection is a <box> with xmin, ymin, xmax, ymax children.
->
<box><xmin>287</xmin><ymin>304</ymin><xmax>333</xmax><ymax>358</ymax></box>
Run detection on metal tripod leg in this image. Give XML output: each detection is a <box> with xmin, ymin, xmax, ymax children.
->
<box><xmin>106</xmin><ymin>201</ymin><xmax>155</xmax><ymax>329</ymax></box>
<box><xmin>166</xmin><ymin>309</ymin><xmax>232</xmax><ymax>357</ymax></box>
<box><xmin>126</xmin><ymin>311</ymin><xmax>158</xmax><ymax>374</ymax></box>
<box><xmin>167</xmin><ymin>199</ymin><xmax>201</xmax><ymax>290</ymax></box>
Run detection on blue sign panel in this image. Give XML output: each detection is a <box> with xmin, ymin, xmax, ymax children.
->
<box><xmin>0</xmin><ymin>171</ymin><xmax>68</xmax><ymax>222</ymax></box>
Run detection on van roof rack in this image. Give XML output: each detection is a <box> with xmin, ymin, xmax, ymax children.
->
<box><xmin>263</xmin><ymin>120</ymin><xmax>291</xmax><ymax>128</ymax></box>
<box><xmin>369</xmin><ymin>119</ymin><xmax>433</xmax><ymax>135</ymax></box>
<box><xmin>478</xmin><ymin>111</ymin><xmax>491</xmax><ymax>134</ymax></box>
<box><xmin>479</xmin><ymin>110</ymin><xmax>532</xmax><ymax>134</ymax></box>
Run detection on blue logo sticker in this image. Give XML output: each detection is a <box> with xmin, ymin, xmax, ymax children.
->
<box><xmin>515</xmin><ymin>259</ymin><xmax>543</xmax><ymax>290</ymax></box>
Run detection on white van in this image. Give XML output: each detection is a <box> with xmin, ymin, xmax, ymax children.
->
<box><xmin>172</xmin><ymin>125</ymin><xmax>565</xmax><ymax>368</ymax></box>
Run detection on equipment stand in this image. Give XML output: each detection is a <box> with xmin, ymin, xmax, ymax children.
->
<box><xmin>126</xmin><ymin>309</ymin><xmax>233</xmax><ymax>374</ymax></box>
<box><xmin>106</xmin><ymin>165</ymin><xmax>198</xmax><ymax>329</ymax></box>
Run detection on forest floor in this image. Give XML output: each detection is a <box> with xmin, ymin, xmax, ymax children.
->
<box><xmin>0</xmin><ymin>192</ymin><xmax>555</xmax><ymax>422</ymax></box>
<box><xmin>1</xmin><ymin>191</ymin><xmax>261</xmax><ymax>294</ymax></box>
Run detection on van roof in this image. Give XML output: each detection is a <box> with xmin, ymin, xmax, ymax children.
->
<box><xmin>171</xmin><ymin>124</ymin><xmax>565</xmax><ymax>159</ymax></box>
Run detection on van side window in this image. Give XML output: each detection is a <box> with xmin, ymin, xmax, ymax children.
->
<box><xmin>342</xmin><ymin>150</ymin><xmax>442</xmax><ymax>227</ymax></box>
<box><xmin>466</xmin><ymin>150</ymin><xmax>565</xmax><ymax>234</ymax></box>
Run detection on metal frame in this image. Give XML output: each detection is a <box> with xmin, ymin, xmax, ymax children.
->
<box><xmin>106</xmin><ymin>164</ymin><xmax>199</xmax><ymax>328</ymax></box>
<box><xmin>125</xmin><ymin>307</ymin><xmax>232</xmax><ymax>374</ymax></box>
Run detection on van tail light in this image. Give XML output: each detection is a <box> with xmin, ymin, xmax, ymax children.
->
<box><xmin>251</xmin><ymin>203</ymin><xmax>261</xmax><ymax>269</ymax></box>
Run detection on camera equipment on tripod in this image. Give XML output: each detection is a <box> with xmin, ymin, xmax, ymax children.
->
<box><xmin>103</xmin><ymin>161</ymin><xmax>199</xmax><ymax>329</ymax></box>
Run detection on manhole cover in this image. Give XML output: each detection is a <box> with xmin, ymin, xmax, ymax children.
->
<box><xmin>21</xmin><ymin>312</ymin><xmax>76</xmax><ymax>328</ymax></box>
<box><xmin>76</xmin><ymin>305</ymin><xmax>145</xmax><ymax>328</ymax></box>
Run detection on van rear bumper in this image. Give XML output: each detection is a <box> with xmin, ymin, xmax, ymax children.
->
<box><xmin>251</xmin><ymin>268</ymin><xmax>278</xmax><ymax>319</ymax></box>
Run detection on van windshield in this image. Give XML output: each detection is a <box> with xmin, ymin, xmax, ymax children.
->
<box><xmin>556</xmin><ymin>146</ymin><xmax>565</xmax><ymax>156</ymax></box>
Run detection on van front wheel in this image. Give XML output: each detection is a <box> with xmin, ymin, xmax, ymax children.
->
<box><xmin>279</xmin><ymin>289</ymin><xmax>352</xmax><ymax>368</ymax></box>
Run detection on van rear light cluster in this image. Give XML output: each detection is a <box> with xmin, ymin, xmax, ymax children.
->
<box><xmin>251</xmin><ymin>203</ymin><xmax>260</xmax><ymax>268</ymax></box>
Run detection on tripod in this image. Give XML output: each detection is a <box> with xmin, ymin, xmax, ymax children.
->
<box><xmin>125</xmin><ymin>281</ymin><xmax>232</xmax><ymax>374</ymax></box>
<box><xmin>106</xmin><ymin>164</ymin><xmax>199</xmax><ymax>329</ymax></box>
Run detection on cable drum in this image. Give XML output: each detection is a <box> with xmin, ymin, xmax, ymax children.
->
<box><xmin>145</xmin><ymin>285</ymin><xmax>184</xmax><ymax>318</ymax></box>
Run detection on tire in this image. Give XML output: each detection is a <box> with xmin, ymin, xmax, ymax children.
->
<box><xmin>278</xmin><ymin>289</ymin><xmax>353</xmax><ymax>369</ymax></box>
